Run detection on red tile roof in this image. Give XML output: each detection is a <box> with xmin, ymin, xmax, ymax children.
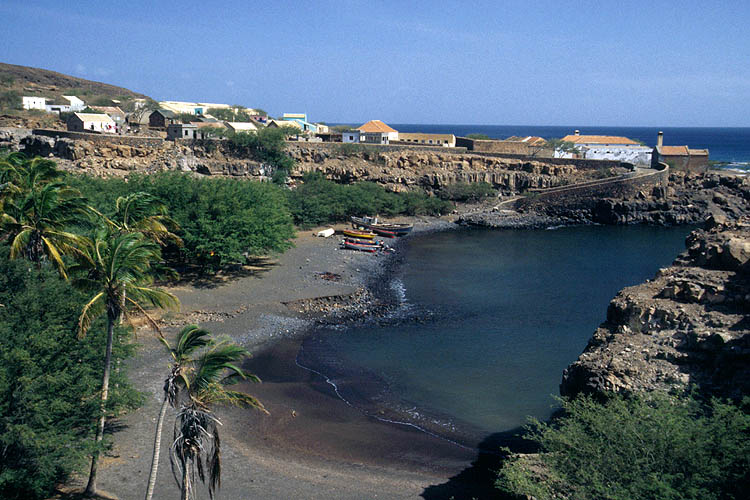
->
<box><xmin>562</xmin><ymin>135</ymin><xmax>639</xmax><ymax>145</ymax></box>
<box><xmin>660</xmin><ymin>145</ymin><xmax>690</xmax><ymax>156</ymax></box>
<box><xmin>358</xmin><ymin>120</ymin><xmax>398</xmax><ymax>133</ymax></box>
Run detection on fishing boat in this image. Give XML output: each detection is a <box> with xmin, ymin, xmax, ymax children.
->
<box><xmin>341</xmin><ymin>229</ymin><xmax>377</xmax><ymax>240</ymax></box>
<box><xmin>344</xmin><ymin>236</ymin><xmax>381</xmax><ymax>246</ymax></box>
<box><xmin>350</xmin><ymin>216</ymin><xmax>413</xmax><ymax>236</ymax></box>
<box><xmin>342</xmin><ymin>239</ymin><xmax>379</xmax><ymax>253</ymax></box>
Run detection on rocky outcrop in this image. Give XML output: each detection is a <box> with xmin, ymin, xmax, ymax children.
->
<box><xmin>560</xmin><ymin>217</ymin><xmax>750</xmax><ymax>400</ymax></box>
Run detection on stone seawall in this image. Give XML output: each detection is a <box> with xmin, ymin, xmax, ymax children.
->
<box><xmin>514</xmin><ymin>165</ymin><xmax>669</xmax><ymax>211</ymax></box>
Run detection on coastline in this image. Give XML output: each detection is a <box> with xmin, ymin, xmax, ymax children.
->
<box><xmin>89</xmin><ymin>216</ymin><xmax>487</xmax><ymax>500</ymax></box>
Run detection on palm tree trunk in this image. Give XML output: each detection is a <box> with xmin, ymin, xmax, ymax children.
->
<box><xmin>85</xmin><ymin>309</ymin><xmax>115</xmax><ymax>496</ymax></box>
<box><xmin>181</xmin><ymin>458</ymin><xmax>190</xmax><ymax>500</ymax></box>
<box><xmin>144</xmin><ymin>394</ymin><xmax>169</xmax><ymax>500</ymax></box>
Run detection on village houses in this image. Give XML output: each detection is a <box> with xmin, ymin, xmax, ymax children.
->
<box><xmin>67</xmin><ymin>112</ymin><xmax>117</xmax><ymax>133</ymax></box>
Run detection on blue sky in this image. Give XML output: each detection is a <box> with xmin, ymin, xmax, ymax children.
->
<box><xmin>1</xmin><ymin>0</ymin><xmax>748</xmax><ymax>126</ymax></box>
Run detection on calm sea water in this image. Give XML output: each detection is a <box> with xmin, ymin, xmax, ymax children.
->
<box><xmin>386</xmin><ymin>124</ymin><xmax>750</xmax><ymax>171</ymax></box>
<box><xmin>302</xmin><ymin>225</ymin><xmax>692</xmax><ymax>441</ymax></box>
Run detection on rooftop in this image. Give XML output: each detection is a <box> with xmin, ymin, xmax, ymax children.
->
<box><xmin>73</xmin><ymin>112</ymin><xmax>115</xmax><ymax>123</ymax></box>
<box><xmin>561</xmin><ymin>134</ymin><xmax>640</xmax><ymax>145</ymax></box>
<box><xmin>358</xmin><ymin>120</ymin><xmax>398</xmax><ymax>134</ymax></box>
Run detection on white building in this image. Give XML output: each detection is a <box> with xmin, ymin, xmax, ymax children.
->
<box><xmin>46</xmin><ymin>95</ymin><xmax>87</xmax><ymax>114</ymax></box>
<box><xmin>555</xmin><ymin>131</ymin><xmax>653</xmax><ymax>165</ymax></box>
<box><xmin>22</xmin><ymin>96</ymin><xmax>47</xmax><ymax>110</ymax></box>
<box><xmin>342</xmin><ymin>130</ymin><xmax>361</xmax><ymax>143</ymax></box>
<box><xmin>362</xmin><ymin>132</ymin><xmax>389</xmax><ymax>144</ymax></box>
<box><xmin>357</xmin><ymin>120</ymin><xmax>398</xmax><ymax>141</ymax></box>
<box><xmin>224</xmin><ymin>121</ymin><xmax>258</xmax><ymax>133</ymax></box>
<box><xmin>67</xmin><ymin>113</ymin><xmax>117</xmax><ymax>133</ymax></box>
<box><xmin>159</xmin><ymin>100</ymin><xmax>233</xmax><ymax>116</ymax></box>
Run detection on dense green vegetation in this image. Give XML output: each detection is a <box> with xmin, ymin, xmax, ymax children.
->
<box><xmin>497</xmin><ymin>392</ymin><xmax>750</xmax><ymax>500</ymax></box>
<box><xmin>287</xmin><ymin>172</ymin><xmax>452</xmax><ymax>227</ymax></box>
<box><xmin>0</xmin><ymin>248</ymin><xmax>141</xmax><ymax>499</ymax></box>
<box><xmin>69</xmin><ymin>172</ymin><xmax>296</xmax><ymax>269</ymax></box>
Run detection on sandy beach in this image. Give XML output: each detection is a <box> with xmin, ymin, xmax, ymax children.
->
<box><xmin>74</xmin><ymin>218</ymin><xmax>501</xmax><ymax>500</ymax></box>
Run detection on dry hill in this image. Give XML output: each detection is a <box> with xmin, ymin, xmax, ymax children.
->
<box><xmin>1</xmin><ymin>62</ymin><xmax>153</xmax><ymax>116</ymax></box>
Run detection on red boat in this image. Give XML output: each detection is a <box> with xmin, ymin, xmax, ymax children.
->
<box><xmin>342</xmin><ymin>239</ymin><xmax>379</xmax><ymax>252</ymax></box>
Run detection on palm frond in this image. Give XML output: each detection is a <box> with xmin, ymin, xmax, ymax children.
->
<box><xmin>78</xmin><ymin>292</ymin><xmax>106</xmax><ymax>338</ymax></box>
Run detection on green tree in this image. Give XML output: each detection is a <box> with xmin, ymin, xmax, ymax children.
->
<box><xmin>497</xmin><ymin>392</ymin><xmax>750</xmax><ymax>500</ymax></box>
<box><xmin>0</xmin><ymin>246</ymin><xmax>141</xmax><ymax>500</ymax></box>
<box><xmin>546</xmin><ymin>138</ymin><xmax>578</xmax><ymax>156</ymax></box>
<box><xmin>466</xmin><ymin>133</ymin><xmax>491</xmax><ymax>140</ymax></box>
<box><xmin>0</xmin><ymin>154</ymin><xmax>90</xmax><ymax>277</ymax></box>
<box><xmin>169</xmin><ymin>333</ymin><xmax>266</xmax><ymax>500</ymax></box>
<box><xmin>71</xmin><ymin>231</ymin><xmax>179</xmax><ymax>497</ymax></box>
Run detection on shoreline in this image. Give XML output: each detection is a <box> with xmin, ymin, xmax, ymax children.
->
<box><xmin>90</xmin><ymin>216</ymin><xmax>490</xmax><ymax>500</ymax></box>
<box><xmin>85</xmin><ymin>207</ymin><xmax>739</xmax><ymax>499</ymax></box>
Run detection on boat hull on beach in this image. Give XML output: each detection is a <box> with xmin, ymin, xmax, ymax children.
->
<box><xmin>342</xmin><ymin>229</ymin><xmax>377</xmax><ymax>239</ymax></box>
<box><xmin>350</xmin><ymin>216</ymin><xmax>413</xmax><ymax>236</ymax></box>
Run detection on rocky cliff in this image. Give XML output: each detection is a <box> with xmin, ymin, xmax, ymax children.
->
<box><xmin>560</xmin><ymin>216</ymin><xmax>750</xmax><ymax>400</ymax></box>
<box><xmin>286</xmin><ymin>145</ymin><xmax>588</xmax><ymax>193</ymax></box>
<box><xmin>8</xmin><ymin>132</ymin><xmax>593</xmax><ymax>193</ymax></box>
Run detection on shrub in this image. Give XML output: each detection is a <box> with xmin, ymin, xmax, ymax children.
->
<box><xmin>287</xmin><ymin>172</ymin><xmax>451</xmax><ymax>227</ymax></box>
<box><xmin>467</xmin><ymin>133</ymin><xmax>491</xmax><ymax>140</ymax></box>
<box><xmin>68</xmin><ymin>172</ymin><xmax>296</xmax><ymax>269</ymax></box>
<box><xmin>0</xmin><ymin>248</ymin><xmax>141</xmax><ymax>499</ymax></box>
<box><xmin>497</xmin><ymin>392</ymin><xmax>750</xmax><ymax>500</ymax></box>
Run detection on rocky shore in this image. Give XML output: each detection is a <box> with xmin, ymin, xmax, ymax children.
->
<box><xmin>460</xmin><ymin>169</ymin><xmax>749</xmax><ymax>229</ymax></box>
<box><xmin>561</xmin><ymin>216</ymin><xmax>750</xmax><ymax>399</ymax></box>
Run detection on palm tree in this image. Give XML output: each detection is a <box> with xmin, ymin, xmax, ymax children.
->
<box><xmin>102</xmin><ymin>191</ymin><xmax>182</xmax><ymax>247</ymax></box>
<box><xmin>144</xmin><ymin>325</ymin><xmax>211</xmax><ymax>500</ymax></box>
<box><xmin>71</xmin><ymin>230</ymin><xmax>180</xmax><ymax>497</ymax></box>
<box><xmin>169</xmin><ymin>336</ymin><xmax>266</xmax><ymax>500</ymax></box>
<box><xmin>0</xmin><ymin>154</ymin><xmax>89</xmax><ymax>277</ymax></box>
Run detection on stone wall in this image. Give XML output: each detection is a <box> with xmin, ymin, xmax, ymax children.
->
<box><xmin>286</xmin><ymin>141</ymin><xmax>467</xmax><ymax>155</ymax></box>
<box><xmin>32</xmin><ymin>128</ymin><xmax>165</xmax><ymax>148</ymax></box>
<box><xmin>456</xmin><ymin>136</ymin><xmax>553</xmax><ymax>157</ymax></box>
<box><xmin>514</xmin><ymin>164</ymin><xmax>670</xmax><ymax>211</ymax></box>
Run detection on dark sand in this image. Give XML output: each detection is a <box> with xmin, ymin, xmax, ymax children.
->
<box><xmin>76</xmin><ymin>220</ymin><xmax>499</xmax><ymax>500</ymax></box>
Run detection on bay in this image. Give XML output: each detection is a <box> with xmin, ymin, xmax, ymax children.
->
<box><xmin>300</xmin><ymin>225</ymin><xmax>692</xmax><ymax>441</ymax></box>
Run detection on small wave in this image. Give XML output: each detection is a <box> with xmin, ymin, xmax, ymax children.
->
<box><xmin>390</xmin><ymin>277</ymin><xmax>408</xmax><ymax>304</ymax></box>
<box><xmin>294</xmin><ymin>345</ymin><xmax>472</xmax><ymax>450</ymax></box>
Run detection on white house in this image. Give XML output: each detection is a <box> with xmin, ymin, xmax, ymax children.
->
<box><xmin>362</xmin><ymin>132</ymin><xmax>389</xmax><ymax>144</ymax></box>
<box><xmin>342</xmin><ymin>130</ymin><xmax>361</xmax><ymax>143</ymax></box>
<box><xmin>63</xmin><ymin>95</ymin><xmax>86</xmax><ymax>111</ymax></box>
<box><xmin>46</xmin><ymin>95</ymin><xmax>87</xmax><ymax>114</ymax></box>
<box><xmin>358</xmin><ymin>120</ymin><xmax>398</xmax><ymax>141</ymax></box>
<box><xmin>224</xmin><ymin>121</ymin><xmax>258</xmax><ymax>133</ymax></box>
<box><xmin>67</xmin><ymin>113</ymin><xmax>117</xmax><ymax>133</ymax></box>
<box><xmin>555</xmin><ymin>131</ymin><xmax>652</xmax><ymax>165</ymax></box>
<box><xmin>22</xmin><ymin>96</ymin><xmax>47</xmax><ymax>110</ymax></box>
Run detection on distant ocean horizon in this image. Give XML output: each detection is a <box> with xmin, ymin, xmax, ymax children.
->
<box><xmin>332</xmin><ymin>123</ymin><xmax>750</xmax><ymax>170</ymax></box>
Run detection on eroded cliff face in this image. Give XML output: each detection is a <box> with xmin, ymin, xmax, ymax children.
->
<box><xmin>13</xmin><ymin>133</ymin><xmax>592</xmax><ymax>193</ymax></box>
<box><xmin>561</xmin><ymin>217</ymin><xmax>750</xmax><ymax>399</ymax></box>
<box><xmin>287</xmin><ymin>145</ymin><xmax>587</xmax><ymax>193</ymax></box>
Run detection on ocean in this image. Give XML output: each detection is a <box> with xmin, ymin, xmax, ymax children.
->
<box><xmin>299</xmin><ymin>225</ymin><xmax>693</xmax><ymax>445</ymax></box>
<box><xmin>386</xmin><ymin>124</ymin><xmax>750</xmax><ymax>172</ymax></box>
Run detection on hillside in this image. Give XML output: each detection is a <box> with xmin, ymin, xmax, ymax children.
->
<box><xmin>0</xmin><ymin>62</ymin><xmax>152</xmax><ymax>128</ymax></box>
<box><xmin>0</xmin><ymin>61</ymin><xmax>148</xmax><ymax>101</ymax></box>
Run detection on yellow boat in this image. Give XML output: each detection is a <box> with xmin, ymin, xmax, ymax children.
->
<box><xmin>342</xmin><ymin>229</ymin><xmax>376</xmax><ymax>240</ymax></box>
